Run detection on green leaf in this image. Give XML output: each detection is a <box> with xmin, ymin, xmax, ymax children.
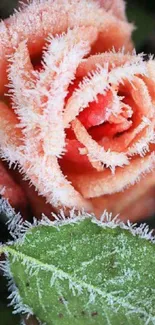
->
<box><xmin>1</xmin><ymin>215</ymin><xmax>155</xmax><ymax>325</ymax></box>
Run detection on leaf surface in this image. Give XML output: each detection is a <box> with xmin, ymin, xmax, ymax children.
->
<box><xmin>1</xmin><ymin>216</ymin><xmax>155</xmax><ymax>325</ymax></box>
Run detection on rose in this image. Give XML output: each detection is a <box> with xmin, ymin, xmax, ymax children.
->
<box><xmin>0</xmin><ymin>0</ymin><xmax>154</xmax><ymax>217</ymax></box>
<box><xmin>0</xmin><ymin>0</ymin><xmax>134</xmax><ymax>214</ymax></box>
<box><xmin>0</xmin><ymin>0</ymin><xmax>134</xmax><ymax>215</ymax></box>
<box><xmin>62</xmin><ymin>52</ymin><xmax>155</xmax><ymax>210</ymax></box>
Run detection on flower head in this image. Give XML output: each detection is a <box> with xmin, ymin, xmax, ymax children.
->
<box><xmin>0</xmin><ymin>0</ymin><xmax>154</xmax><ymax>216</ymax></box>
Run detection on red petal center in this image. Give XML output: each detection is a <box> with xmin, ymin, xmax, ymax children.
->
<box><xmin>34</xmin><ymin>61</ymin><xmax>132</xmax><ymax>170</ymax></box>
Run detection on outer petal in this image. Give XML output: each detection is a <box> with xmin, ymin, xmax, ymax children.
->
<box><xmin>0</xmin><ymin>0</ymin><xmax>133</xmax><ymax>94</ymax></box>
<box><xmin>68</xmin><ymin>152</ymin><xmax>155</xmax><ymax>198</ymax></box>
<box><xmin>92</xmin><ymin>171</ymin><xmax>155</xmax><ymax>222</ymax></box>
<box><xmin>98</xmin><ymin>0</ymin><xmax>127</xmax><ymax>20</ymax></box>
<box><xmin>1</xmin><ymin>29</ymin><xmax>93</xmax><ymax>211</ymax></box>
<box><xmin>0</xmin><ymin>161</ymin><xmax>27</xmax><ymax>214</ymax></box>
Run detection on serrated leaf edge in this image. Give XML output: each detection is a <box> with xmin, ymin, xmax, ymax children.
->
<box><xmin>0</xmin><ymin>204</ymin><xmax>155</xmax><ymax>324</ymax></box>
<box><xmin>6</xmin><ymin>206</ymin><xmax>155</xmax><ymax>245</ymax></box>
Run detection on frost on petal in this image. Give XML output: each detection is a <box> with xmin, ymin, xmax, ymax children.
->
<box><xmin>98</xmin><ymin>0</ymin><xmax>127</xmax><ymax>20</ymax></box>
<box><xmin>72</xmin><ymin>118</ymin><xmax>129</xmax><ymax>170</ymax></box>
<box><xmin>64</xmin><ymin>66</ymin><xmax>109</xmax><ymax>127</ymax></box>
<box><xmin>68</xmin><ymin>153</ymin><xmax>155</xmax><ymax>199</ymax></box>
<box><xmin>61</xmin><ymin>51</ymin><xmax>155</xmax><ymax>212</ymax></box>
<box><xmin>9</xmin><ymin>28</ymin><xmax>93</xmax><ymax>157</ymax></box>
<box><xmin>0</xmin><ymin>0</ymin><xmax>133</xmax><ymax>94</ymax></box>
<box><xmin>0</xmin><ymin>3</ymin><xmax>154</xmax><ymax>218</ymax></box>
<box><xmin>21</xmin><ymin>155</ymin><xmax>92</xmax><ymax>210</ymax></box>
<box><xmin>76</xmin><ymin>51</ymin><xmax>144</xmax><ymax>77</ymax></box>
<box><xmin>92</xmin><ymin>170</ymin><xmax>155</xmax><ymax>223</ymax></box>
<box><xmin>0</xmin><ymin>101</ymin><xmax>22</xmax><ymax>162</ymax></box>
<box><xmin>142</xmin><ymin>60</ymin><xmax>155</xmax><ymax>100</ymax></box>
<box><xmin>2</xmin><ymin>29</ymin><xmax>94</xmax><ymax>211</ymax></box>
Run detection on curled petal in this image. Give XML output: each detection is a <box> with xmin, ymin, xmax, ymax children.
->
<box><xmin>92</xmin><ymin>171</ymin><xmax>155</xmax><ymax>222</ymax></box>
<box><xmin>68</xmin><ymin>152</ymin><xmax>155</xmax><ymax>198</ymax></box>
<box><xmin>3</xmin><ymin>29</ymin><xmax>95</xmax><ymax>211</ymax></box>
<box><xmin>72</xmin><ymin>118</ymin><xmax>129</xmax><ymax>170</ymax></box>
<box><xmin>64</xmin><ymin>66</ymin><xmax>108</xmax><ymax>127</ymax></box>
<box><xmin>0</xmin><ymin>0</ymin><xmax>133</xmax><ymax>94</ymax></box>
<box><xmin>98</xmin><ymin>0</ymin><xmax>127</xmax><ymax>21</ymax></box>
<box><xmin>9</xmin><ymin>28</ymin><xmax>94</xmax><ymax>157</ymax></box>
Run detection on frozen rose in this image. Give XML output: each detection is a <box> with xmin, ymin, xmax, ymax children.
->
<box><xmin>0</xmin><ymin>0</ymin><xmax>154</xmax><ymax>218</ymax></box>
<box><xmin>63</xmin><ymin>52</ymin><xmax>155</xmax><ymax>209</ymax></box>
<box><xmin>0</xmin><ymin>0</ymin><xmax>134</xmax><ymax>215</ymax></box>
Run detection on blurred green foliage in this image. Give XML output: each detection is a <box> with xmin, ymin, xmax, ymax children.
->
<box><xmin>127</xmin><ymin>4</ymin><xmax>155</xmax><ymax>50</ymax></box>
<box><xmin>0</xmin><ymin>304</ymin><xmax>20</xmax><ymax>325</ymax></box>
